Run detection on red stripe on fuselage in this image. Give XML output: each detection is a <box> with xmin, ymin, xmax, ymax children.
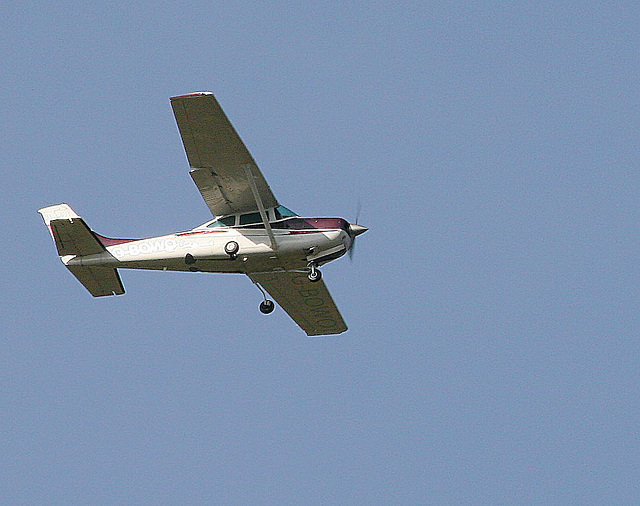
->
<box><xmin>176</xmin><ymin>230</ymin><xmax>229</xmax><ymax>237</ymax></box>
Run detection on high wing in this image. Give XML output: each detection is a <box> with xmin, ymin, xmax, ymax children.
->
<box><xmin>170</xmin><ymin>92</ymin><xmax>278</xmax><ymax>217</ymax></box>
<box><xmin>248</xmin><ymin>271</ymin><xmax>348</xmax><ymax>336</ymax></box>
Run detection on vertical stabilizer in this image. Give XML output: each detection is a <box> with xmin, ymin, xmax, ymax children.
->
<box><xmin>38</xmin><ymin>204</ymin><xmax>125</xmax><ymax>297</ymax></box>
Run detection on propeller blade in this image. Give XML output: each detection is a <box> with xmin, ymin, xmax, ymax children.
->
<box><xmin>349</xmin><ymin>237</ymin><xmax>356</xmax><ymax>260</ymax></box>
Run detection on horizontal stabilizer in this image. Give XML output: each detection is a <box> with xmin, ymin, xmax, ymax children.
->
<box><xmin>66</xmin><ymin>265</ymin><xmax>125</xmax><ymax>297</ymax></box>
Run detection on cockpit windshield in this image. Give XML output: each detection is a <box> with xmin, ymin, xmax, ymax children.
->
<box><xmin>207</xmin><ymin>215</ymin><xmax>235</xmax><ymax>228</ymax></box>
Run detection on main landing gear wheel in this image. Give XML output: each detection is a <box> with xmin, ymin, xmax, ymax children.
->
<box><xmin>308</xmin><ymin>264</ymin><xmax>322</xmax><ymax>283</ymax></box>
<box><xmin>259</xmin><ymin>300</ymin><xmax>275</xmax><ymax>314</ymax></box>
<box><xmin>224</xmin><ymin>240</ymin><xmax>239</xmax><ymax>259</ymax></box>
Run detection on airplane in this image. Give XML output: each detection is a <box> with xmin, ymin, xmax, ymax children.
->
<box><xmin>38</xmin><ymin>91</ymin><xmax>367</xmax><ymax>336</ymax></box>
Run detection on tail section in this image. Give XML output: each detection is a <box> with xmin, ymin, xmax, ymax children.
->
<box><xmin>38</xmin><ymin>204</ymin><xmax>125</xmax><ymax>297</ymax></box>
<box><xmin>39</xmin><ymin>204</ymin><xmax>105</xmax><ymax>257</ymax></box>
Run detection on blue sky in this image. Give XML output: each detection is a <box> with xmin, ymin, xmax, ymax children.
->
<box><xmin>3</xmin><ymin>1</ymin><xmax>640</xmax><ymax>503</ymax></box>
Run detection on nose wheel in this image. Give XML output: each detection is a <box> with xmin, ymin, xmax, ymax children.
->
<box><xmin>307</xmin><ymin>263</ymin><xmax>322</xmax><ymax>282</ymax></box>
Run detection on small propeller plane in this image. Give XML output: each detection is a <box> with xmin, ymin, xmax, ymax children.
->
<box><xmin>38</xmin><ymin>92</ymin><xmax>367</xmax><ymax>336</ymax></box>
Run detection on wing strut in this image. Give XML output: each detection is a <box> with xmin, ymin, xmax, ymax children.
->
<box><xmin>243</xmin><ymin>164</ymin><xmax>278</xmax><ymax>250</ymax></box>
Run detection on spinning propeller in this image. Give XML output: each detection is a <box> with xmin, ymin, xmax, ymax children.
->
<box><xmin>348</xmin><ymin>203</ymin><xmax>367</xmax><ymax>260</ymax></box>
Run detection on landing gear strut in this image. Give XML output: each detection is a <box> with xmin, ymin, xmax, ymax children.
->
<box><xmin>254</xmin><ymin>281</ymin><xmax>275</xmax><ymax>315</ymax></box>
<box><xmin>307</xmin><ymin>263</ymin><xmax>322</xmax><ymax>283</ymax></box>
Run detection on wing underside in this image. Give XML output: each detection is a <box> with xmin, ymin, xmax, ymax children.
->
<box><xmin>170</xmin><ymin>92</ymin><xmax>278</xmax><ymax>217</ymax></box>
<box><xmin>248</xmin><ymin>271</ymin><xmax>348</xmax><ymax>336</ymax></box>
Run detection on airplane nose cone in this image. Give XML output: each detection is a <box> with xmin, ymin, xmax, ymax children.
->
<box><xmin>349</xmin><ymin>224</ymin><xmax>368</xmax><ymax>237</ymax></box>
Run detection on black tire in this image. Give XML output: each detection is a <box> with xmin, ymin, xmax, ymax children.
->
<box><xmin>308</xmin><ymin>269</ymin><xmax>322</xmax><ymax>283</ymax></box>
<box><xmin>259</xmin><ymin>300</ymin><xmax>275</xmax><ymax>314</ymax></box>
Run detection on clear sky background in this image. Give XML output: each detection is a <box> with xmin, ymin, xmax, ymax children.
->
<box><xmin>3</xmin><ymin>1</ymin><xmax>639</xmax><ymax>503</ymax></box>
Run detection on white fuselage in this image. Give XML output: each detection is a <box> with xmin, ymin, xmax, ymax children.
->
<box><xmin>67</xmin><ymin>225</ymin><xmax>351</xmax><ymax>275</ymax></box>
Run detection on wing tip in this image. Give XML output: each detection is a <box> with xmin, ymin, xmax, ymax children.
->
<box><xmin>170</xmin><ymin>91</ymin><xmax>214</xmax><ymax>101</ymax></box>
<box><xmin>306</xmin><ymin>326</ymin><xmax>349</xmax><ymax>337</ymax></box>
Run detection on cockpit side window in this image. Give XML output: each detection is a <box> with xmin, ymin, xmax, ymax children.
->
<box><xmin>207</xmin><ymin>215</ymin><xmax>235</xmax><ymax>228</ymax></box>
<box><xmin>239</xmin><ymin>212</ymin><xmax>262</xmax><ymax>225</ymax></box>
<box><xmin>274</xmin><ymin>206</ymin><xmax>298</xmax><ymax>220</ymax></box>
